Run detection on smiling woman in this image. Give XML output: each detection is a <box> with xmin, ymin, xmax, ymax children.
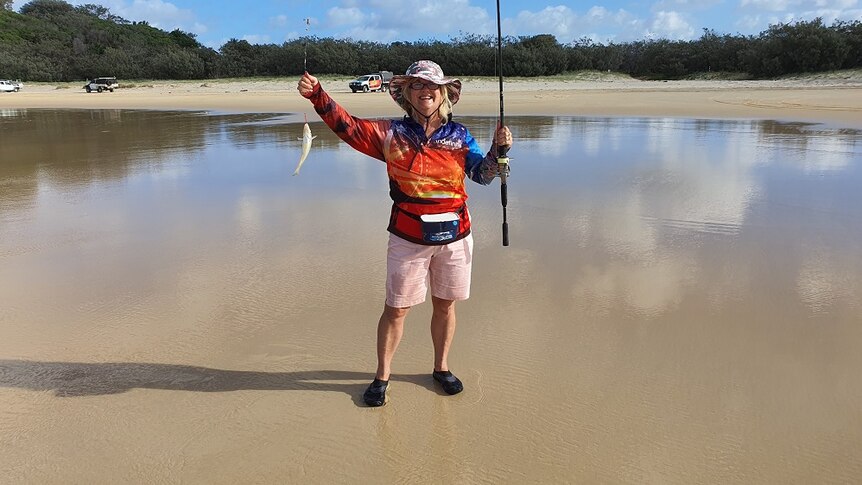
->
<box><xmin>297</xmin><ymin>60</ymin><xmax>513</xmax><ymax>407</ymax></box>
<box><xmin>387</xmin><ymin>61</ymin><xmax>467</xmax><ymax>133</ymax></box>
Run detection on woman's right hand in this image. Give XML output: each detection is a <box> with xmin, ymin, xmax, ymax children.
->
<box><xmin>297</xmin><ymin>72</ymin><xmax>318</xmax><ymax>97</ymax></box>
<box><xmin>495</xmin><ymin>126</ymin><xmax>512</xmax><ymax>148</ymax></box>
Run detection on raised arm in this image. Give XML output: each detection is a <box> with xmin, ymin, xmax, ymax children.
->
<box><xmin>297</xmin><ymin>72</ymin><xmax>390</xmax><ymax>161</ymax></box>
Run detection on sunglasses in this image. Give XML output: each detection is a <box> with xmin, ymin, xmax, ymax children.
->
<box><xmin>408</xmin><ymin>81</ymin><xmax>439</xmax><ymax>90</ymax></box>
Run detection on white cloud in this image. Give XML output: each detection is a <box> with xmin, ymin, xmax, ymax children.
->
<box><xmin>120</xmin><ymin>0</ymin><xmax>196</xmax><ymax>29</ymax></box>
<box><xmin>819</xmin><ymin>0</ymin><xmax>859</xmax><ymax>7</ymax></box>
<box><xmin>339</xmin><ymin>25</ymin><xmax>404</xmax><ymax>43</ymax></box>
<box><xmin>328</xmin><ymin>7</ymin><xmax>367</xmax><ymax>27</ymax></box>
<box><xmin>500</xmin><ymin>5</ymin><xmax>646</xmax><ymax>43</ymax></box>
<box><xmin>647</xmin><ymin>11</ymin><xmax>696</xmax><ymax>39</ymax></box>
<box><xmin>735</xmin><ymin>14</ymin><xmax>764</xmax><ymax>30</ymax></box>
<box><xmin>797</xmin><ymin>6</ymin><xmax>862</xmax><ymax>25</ymax></box>
<box><xmin>242</xmin><ymin>34</ymin><xmax>271</xmax><ymax>45</ymax></box>
<box><xmin>326</xmin><ymin>5</ymin><xmax>403</xmax><ymax>42</ymax></box>
<box><xmin>509</xmin><ymin>6</ymin><xmax>578</xmax><ymax>41</ymax></box>
<box><xmin>329</xmin><ymin>0</ymin><xmax>492</xmax><ymax>42</ymax></box>
<box><xmin>49</xmin><ymin>0</ymin><xmax>208</xmax><ymax>36</ymax></box>
<box><xmin>740</xmin><ymin>0</ymin><xmax>797</xmax><ymax>10</ymax></box>
<box><xmin>740</xmin><ymin>0</ymin><xmax>861</xmax><ymax>15</ymax></box>
<box><xmin>652</xmin><ymin>0</ymin><xmax>723</xmax><ymax>10</ymax></box>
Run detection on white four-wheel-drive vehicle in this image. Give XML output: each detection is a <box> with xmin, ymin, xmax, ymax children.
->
<box><xmin>84</xmin><ymin>77</ymin><xmax>119</xmax><ymax>93</ymax></box>
<box><xmin>0</xmin><ymin>80</ymin><xmax>22</xmax><ymax>92</ymax></box>
<box><xmin>348</xmin><ymin>71</ymin><xmax>393</xmax><ymax>93</ymax></box>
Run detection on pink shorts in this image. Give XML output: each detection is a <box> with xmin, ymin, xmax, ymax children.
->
<box><xmin>386</xmin><ymin>233</ymin><xmax>474</xmax><ymax>308</ymax></box>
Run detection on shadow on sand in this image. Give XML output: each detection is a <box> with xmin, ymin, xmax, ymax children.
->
<box><xmin>0</xmin><ymin>360</ymin><xmax>444</xmax><ymax>406</ymax></box>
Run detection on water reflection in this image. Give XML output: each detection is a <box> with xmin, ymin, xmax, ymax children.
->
<box><xmin>473</xmin><ymin>116</ymin><xmax>861</xmax><ymax>318</ymax></box>
<box><xmin>2</xmin><ymin>109</ymin><xmax>861</xmax><ymax>482</ymax></box>
<box><xmin>2</xmin><ymin>110</ymin><xmax>861</xmax><ymax>320</ymax></box>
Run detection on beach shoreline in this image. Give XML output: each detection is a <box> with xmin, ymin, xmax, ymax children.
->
<box><xmin>3</xmin><ymin>79</ymin><xmax>862</xmax><ymax>483</ymax></box>
<box><xmin>3</xmin><ymin>77</ymin><xmax>862</xmax><ymax>127</ymax></box>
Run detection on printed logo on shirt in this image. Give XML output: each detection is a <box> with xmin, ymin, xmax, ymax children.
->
<box><xmin>430</xmin><ymin>138</ymin><xmax>461</xmax><ymax>150</ymax></box>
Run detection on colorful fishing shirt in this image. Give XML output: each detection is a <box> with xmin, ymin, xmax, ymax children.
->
<box><xmin>303</xmin><ymin>83</ymin><xmax>500</xmax><ymax>244</ymax></box>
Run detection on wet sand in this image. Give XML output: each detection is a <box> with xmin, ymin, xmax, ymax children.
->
<box><xmin>3</xmin><ymin>77</ymin><xmax>862</xmax><ymax>127</ymax></box>
<box><xmin>2</xmin><ymin>81</ymin><xmax>862</xmax><ymax>483</ymax></box>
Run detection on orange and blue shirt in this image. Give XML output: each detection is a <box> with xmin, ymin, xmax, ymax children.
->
<box><xmin>304</xmin><ymin>83</ymin><xmax>499</xmax><ymax>244</ymax></box>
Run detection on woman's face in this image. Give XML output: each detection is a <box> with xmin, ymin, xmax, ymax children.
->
<box><xmin>404</xmin><ymin>78</ymin><xmax>443</xmax><ymax>118</ymax></box>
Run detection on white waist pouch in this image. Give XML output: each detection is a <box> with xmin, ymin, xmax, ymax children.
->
<box><xmin>420</xmin><ymin>212</ymin><xmax>459</xmax><ymax>243</ymax></box>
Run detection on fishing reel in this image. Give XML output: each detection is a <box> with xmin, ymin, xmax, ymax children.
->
<box><xmin>496</xmin><ymin>153</ymin><xmax>511</xmax><ymax>180</ymax></box>
<box><xmin>497</xmin><ymin>156</ymin><xmax>511</xmax><ymax>177</ymax></box>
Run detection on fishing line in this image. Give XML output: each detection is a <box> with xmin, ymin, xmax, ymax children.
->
<box><xmin>496</xmin><ymin>0</ymin><xmax>510</xmax><ymax>247</ymax></box>
<box><xmin>303</xmin><ymin>18</ymin><xmax>310</xmax><ymax>72</ymax></box>
<box><xmin>293</xmin><ymin>18</ymin><xmax>315</xmax><ymax>177</ymax></box>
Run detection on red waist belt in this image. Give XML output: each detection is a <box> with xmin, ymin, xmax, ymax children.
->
<box><xmin>387</xmin><ymin>204</ymin><xmax>471</xmax><ymax>245</ymax></box>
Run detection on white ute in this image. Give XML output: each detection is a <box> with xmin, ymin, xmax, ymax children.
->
<box><xmin>0</xmin><ymin>80</ymin><xmax>21</xmax><ymax>93</ymax></box>
<box><xmin>84</xmin><ymin>77</ymin><xmax>119</xmax><ymax>93</ymax></box>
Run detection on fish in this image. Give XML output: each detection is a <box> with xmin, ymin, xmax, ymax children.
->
<box><xmin>292</xmin><ymin>117</ymin><xmax>316</xmax><ymax>176</ymax></box>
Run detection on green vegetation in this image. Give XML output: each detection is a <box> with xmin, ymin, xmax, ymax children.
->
<box><xmin>1</xmin><ymin>1</ymin><xmax>861</xmax><ymax>82</ymax></box>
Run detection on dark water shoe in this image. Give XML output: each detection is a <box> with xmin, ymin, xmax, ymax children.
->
<box><xmin>432</xmin><ymin>370</ymin><xmax>463</xmax><ymax>395</ymax></box>
<box><xmin>363</xmin><ymin>379</ymin><xmax>389</xmax><ymax>407</ymax></box>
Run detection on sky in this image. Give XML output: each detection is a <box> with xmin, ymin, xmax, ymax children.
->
<box><xmin>10</xmin><ymin>0</ymin><xmax>862</xmax><ymax>49</ymax></box>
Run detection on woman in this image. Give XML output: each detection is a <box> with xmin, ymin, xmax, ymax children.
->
<box><xmin>297</xmin><ymin>60</ymin><xmax>512</xmax><ymax>407</ymax></box>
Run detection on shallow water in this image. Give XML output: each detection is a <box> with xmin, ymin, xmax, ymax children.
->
<box><xmin>1</xmin><ymin>109</ymin><xmax>861</xmax><ymax>483</ymax></box>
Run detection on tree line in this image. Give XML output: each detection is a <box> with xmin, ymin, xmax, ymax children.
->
<box><xmin>1</xmin><ymin>0</ymin><xmax>861</xmax><ymax>82</ymax></box>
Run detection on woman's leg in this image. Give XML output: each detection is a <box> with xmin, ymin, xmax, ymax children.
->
<box><xmin>376</xmin><ymin>304</ymin><xmax>410</xmax><ymax>380</ymax></box>
<box><xmin>430</xmin><ymin>296</ymin><xmax>456</xmax><ymax>372</ymax></box>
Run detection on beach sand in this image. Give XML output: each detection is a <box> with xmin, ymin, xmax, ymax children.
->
<box><xmin>2</xmin><ymin>79</ymin><xmax>862</xmax><ymax>483</ymax></box>
<box><xmin>3</xmin><ymin>76</ymin><xmax>862</xmax><ymax>127</ymax></box>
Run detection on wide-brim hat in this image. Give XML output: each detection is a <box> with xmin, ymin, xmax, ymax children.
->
<box><xmin>389</xmin><ymin>60</ymin><xmax>462</xmax><ymax>108</ymax></box>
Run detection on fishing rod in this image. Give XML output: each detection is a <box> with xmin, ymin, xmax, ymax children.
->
<box><xmin>496</xmin><ymin>0</ymin><xmax>510</xmax><ymax>247</ymax></box>
<box><xmin>303</xmin><ymin>18</ymin><xmax>310</xmax><ymax>72</ymax></box>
